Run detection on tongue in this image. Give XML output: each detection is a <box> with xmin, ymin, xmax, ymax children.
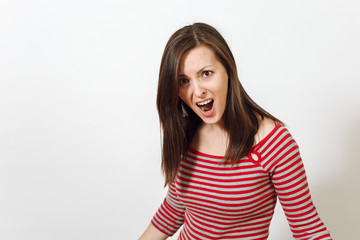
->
<box><xmin>203</xmin><ymin>101</ymin><xmax>213</xmax><ymax>111</ymax></box>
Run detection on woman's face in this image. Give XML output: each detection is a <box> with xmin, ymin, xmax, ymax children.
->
<box><xmin>178</xmin><ymin>45</ymin><xmax>228</xmax><ymax>126</ymax></box>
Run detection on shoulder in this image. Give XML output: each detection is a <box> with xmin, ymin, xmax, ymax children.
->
<box><xmin>254</xmin><ymin>117</ymin><xmax>278</xmax><ymax>146</ymax></box>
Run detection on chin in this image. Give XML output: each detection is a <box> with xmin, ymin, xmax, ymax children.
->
<box><xmin>199</xmin><ymin>116</ymin><xmax>223</xmax><ymax>126</ymax></box>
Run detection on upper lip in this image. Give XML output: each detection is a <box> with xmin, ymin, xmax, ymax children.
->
<box><xmin>196</xmin><ymin>98</ymin><xmax>213</xmax><ymax>104</ymax></box>
<box><xmin>195</xmin><ymin>98</ymin><xmax>213</xmax><ymax>106</ymax></box>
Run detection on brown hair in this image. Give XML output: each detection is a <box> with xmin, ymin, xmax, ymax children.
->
<box><xmin>157</xmin><ymin>23</ymin><xmax>282</xmax><ymax>187</ymax></box>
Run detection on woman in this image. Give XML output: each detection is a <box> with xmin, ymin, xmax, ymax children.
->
<box><xmin>139</xmin><ymin>23</ymin><xmax>332</xmax><ymax>240</ymax></box>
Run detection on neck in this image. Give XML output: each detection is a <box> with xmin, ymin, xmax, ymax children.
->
<box><xmin>190</xmin><ymin>120</ymin><xmax>229</xmax><ymax>156</ymax></box>
<box><xmin>198</xmin><ymin>120</ymin><xmax>228</xmax><ymax>142</ymax></box>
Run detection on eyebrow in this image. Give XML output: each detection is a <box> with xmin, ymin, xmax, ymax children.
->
<box><xmin>179</xmin><ymin>65</ymin><xmax>213</xmax><ymax>77</ymax></box>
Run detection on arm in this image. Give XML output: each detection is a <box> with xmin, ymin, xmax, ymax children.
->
<box><xmin>141</xmin><ymin>182</ymin><xmax>186</xmax><ymax>238</ymax></box>
<box><xmin>138</xmin><ymin>223</ymin><xmax>168</xmax><ymax>240</ymax></box>
<box><xmin>269</xmin><ymin>129</ymin><xmax>332</xmax><ymax>239</ymax></box>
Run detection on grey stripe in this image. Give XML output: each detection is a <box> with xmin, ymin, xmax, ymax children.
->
<box><xmin>184</xmin><ymin>153</ymin><xmax>253</xmax><ymax>167</ymax></box>
<box><xmin>176</xmin><ymin>181</ymin><xmax>273</xmax><ymax>199</ymax></box>
<box><xmin>179</xmin><ymin>193</ymin><xmax>276</xmax><ymax>215</ymax></box>
<box><xmin>271</xmin><ymin>154</ymin><xmax>302</xmax><ymax>179</ymax></box>
<box><xmin>176</xmin><ymin>178</ymin><xmax>270</xmax><ymax>192</ymax></box>
<box><xmin>152</xmin><ymin>126</ymin><xmax>331</xmax><ymax>239</ymax></box>
<box><xmin>186</xmin><ymin>212</ymin><xmax>270</xmax><ymax>239</ymax></box>
<box><xmin>180</xmin><ymin>160</ymin><xmax>262</xmax><ymax>175</ymax></box>
<box><xmin>259</xmin><ymin>127</ymin><xmax>289</xmax><ymax>154</ymax></box>
<box><xmin>179</xmin><ymin>166</ymin><xmax>267</xmax><ymax>181</ymax></box>
<box><xmin>190</xmin><ymin>211</ymin><xmax>273</xmax><ymax>226</ymax></box>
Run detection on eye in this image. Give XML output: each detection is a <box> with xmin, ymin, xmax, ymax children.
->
<box><xmin>179</xmin><ymin>78</ymin><xmax>189</xmax><ymax>85</ymax></box>
<box><xmin>202</xmin><ymin>70</ymin><xmax>213</xmax><ymax>78</ymax></box>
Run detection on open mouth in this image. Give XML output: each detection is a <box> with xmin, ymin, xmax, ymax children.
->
<box><xmin>196</xmin><ymin>99</ymin><xmax>214</xmax><ymax>112</ymax></box>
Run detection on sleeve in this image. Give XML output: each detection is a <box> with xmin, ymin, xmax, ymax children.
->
<box><xmin>151</xmin><ymin>181</ymin><xmax>186</xmax><ymax>236</ymax></box>
<box><xmin>269</xmin><ymin>129</ymin><xmax>332</xmax><ymax>239</ymax></box>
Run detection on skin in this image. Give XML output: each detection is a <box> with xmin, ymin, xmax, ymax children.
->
<box><xmin>138</xmin><ymin>46</ymin><xmax>276</xmax><ymax>239</ymax></box>
<box><xmin>138</xmin><ymin>223</ymin><xmax>168</xmax><ymax>240</ymax></box>
<box><xmin>178</xmin><ymin>45</ymin><xmax>229</xmax><ymax>127</ymax></box>
<box><xmin>178</xmin><ymin>45</ymin><xmax>230</xmax><ymax>155</ymax></box>
<box><xmin>178</xmin><ymin>45</ymin><xmax>276</xmax><ymax>156</ymax></box>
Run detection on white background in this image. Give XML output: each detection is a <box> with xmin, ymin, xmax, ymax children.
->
<box><xmin>0</xmin><ymin>0</ymin><xmax>359</xmax><ymax>239</ymax></box>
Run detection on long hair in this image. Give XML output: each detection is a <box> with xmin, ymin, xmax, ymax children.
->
<box><xmin>157</xmin><ymin>23</ymin><xmax>282</xmax><ymax>187</ymax></box>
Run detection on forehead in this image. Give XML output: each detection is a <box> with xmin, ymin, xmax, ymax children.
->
<box><xmin>179</xmin><ymin>45</ymin><xmax>218</xmax><ymax>74</ymax></box>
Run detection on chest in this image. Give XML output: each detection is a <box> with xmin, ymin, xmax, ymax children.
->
<box><xmin>190</xmin><ymin>128</ymin><xmax>228</xmax><ymax>156</ymax></box>
<box><xmin>175</xmin><ymin>153</ymin><xmax>276</xmax><ymax>216</ymax></box>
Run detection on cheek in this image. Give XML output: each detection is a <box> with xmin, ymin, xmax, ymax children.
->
<box><xmin>178</xmin><ymin>89</ymin><xmax>190</xmax><ymax>104</ymax></box>
<box><xmin>217</xmin><ymin>83</ymin><xmax>228</xmax><ymax>106</ymax></box>
<box><xmin>214</xmin><ymin>82</ymin><xmax>228</xmax><ymax>98</ymax></box>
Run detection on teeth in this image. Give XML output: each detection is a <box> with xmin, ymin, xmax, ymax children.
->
<box><xmin>196</xmin><ymin>99</ymin><xmax>213</xmax><ymax>106</ymax></box>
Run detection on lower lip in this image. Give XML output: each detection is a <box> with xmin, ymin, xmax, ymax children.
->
<box><xmin>198</xmin><ymin>101</ymin><xmax>215</xmax><ymax>117</ymax></box>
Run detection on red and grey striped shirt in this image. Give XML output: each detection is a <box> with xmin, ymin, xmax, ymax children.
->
<box><xmin>152</xmin><ymin>123</ymin><xmax>332</xmax><ymax>239</ymax></box>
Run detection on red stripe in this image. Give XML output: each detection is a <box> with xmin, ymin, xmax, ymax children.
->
<box><xmin>151</xmin><ymin>126</ymin><xmax>331</xmax><ymax>239</ymax></box>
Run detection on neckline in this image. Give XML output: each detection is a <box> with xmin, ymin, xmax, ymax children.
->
<box><xmin>188</xmin><ymin>122</ymin><xmax>282</xmax><ymax>159</ymax></box>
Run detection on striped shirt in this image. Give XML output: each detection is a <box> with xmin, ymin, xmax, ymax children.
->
<box><xmin>151</xmin><ymin>123</ymin><xmax>332</xmax><ymax>239</ymax></box>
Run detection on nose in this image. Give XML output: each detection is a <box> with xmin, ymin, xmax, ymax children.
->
<box><xmin>192</xmin><ymin>80</ymin><xmax>206</xmax><ymax>98</ymax></box>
